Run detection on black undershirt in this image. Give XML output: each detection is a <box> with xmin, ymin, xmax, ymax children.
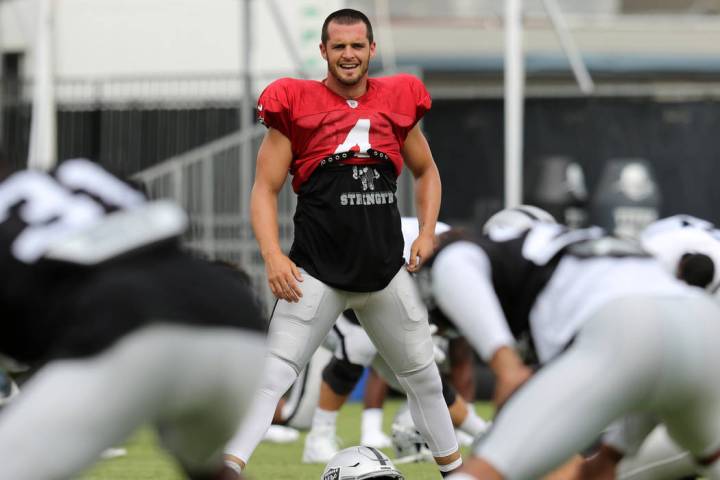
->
<box><xmin>290</xmin><ymin>160</ymin><xmax>404</xmax><ymax>292</ymax></box>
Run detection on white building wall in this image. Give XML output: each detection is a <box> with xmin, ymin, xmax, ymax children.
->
<box><xmin>55</xmin><ymin>0</ymin><xmax>243</xmax><ymax>77</ymax></box>
<box><xmin>0</xmin><ymin>0</ymin><xmax>342</xmax><ymax>102</ymax></box>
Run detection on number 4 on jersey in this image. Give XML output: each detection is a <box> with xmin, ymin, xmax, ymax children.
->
<box><xmin>334</xmin><ymin>119</ymin><xmax>371</xmax><ymax>155</ymax></box>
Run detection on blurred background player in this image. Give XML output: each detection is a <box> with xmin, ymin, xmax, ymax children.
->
<box><xmin>413</xmin><ymin>206</ymin><xmax>720</xmax><ymax>480</ymax></box>
<box><xmin>640</xmin><ymin>214</ymin><xmax>720</xmax><ymax>292</ymax></box>
<box><xmin>302</xmin><ymin>217</ymin><xmax>489</xmax><ymax>463</ymax></box>
<box><xmin>224</xmin><ymin>8</ymin><xmax>461</xmax><ymax>477</ymax></box>
<box><xmin>0</xmin><ymin>159</ymin><xmax>267</xmax><ymax>480</ymax></box>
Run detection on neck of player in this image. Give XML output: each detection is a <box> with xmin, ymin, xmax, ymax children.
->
<box><xmin>324</xmin><ymin>74</ymin><xmax>368</xmax><ymax>100</ymax></box>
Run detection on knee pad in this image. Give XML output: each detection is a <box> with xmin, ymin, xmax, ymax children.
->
<box><xmin>322</xmin><ymin>357</ymin><xmax>365</xmax><ymax>396</ymax></box>
<box><xmin>397</xmin><ymin>362</ymin><xmax>444</xmax><ymax>398</ymax></box>
<box><xmin>441</xmin><ymin>377</ymin><xmax>457</xmax><ymax>407</ymax></box>
<box><xmin>263</xmin><ymin>355</ymin><xmax>300</xmax><ymax>397</ymax></box>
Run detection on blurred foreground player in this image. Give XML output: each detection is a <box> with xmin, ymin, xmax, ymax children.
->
<box><xmin>422</xmin><ymin>207</ymin><xmax>720</xmax><ymax>480</ymax></box>
<box><xmin>0</xmin><ymin>159</ymin><xmax>266</xmax><ymax>480</ymax></box>
<box><xmin>576</xmin><ymin>214</ymin><xmax>720</xmax><ymax>480</ymax></box>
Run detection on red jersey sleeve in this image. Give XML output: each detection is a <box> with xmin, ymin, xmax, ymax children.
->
<box><xmin>404</xmin><ymin>74</ymin><xmax>432</xmax><ymax>127</ymax></box>
<box><xmin>256</xmin><ymin>78</ymin><xmax>293</xmax><ymax>139</ymax></box>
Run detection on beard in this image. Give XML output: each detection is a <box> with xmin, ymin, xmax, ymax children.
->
<box><xmin>328</xmin><ymin>60</ymin><xmax>369</xmax><ymax>86</ymax></box>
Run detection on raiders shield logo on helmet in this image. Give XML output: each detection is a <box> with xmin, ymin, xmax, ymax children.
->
<box><xmin>322</xmin><ymin>467</ymin><xmax>340</xmax><ymax>480</ymax></box>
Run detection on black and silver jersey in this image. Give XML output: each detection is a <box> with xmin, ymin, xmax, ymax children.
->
<box><xmin>0</xmin><ymin>159</ymin><xmax>150</xmax><ymax>265</ymax></box>
<box><xmin>423</xmin><ymin>224</ymin><xmax>604</xmax><ymax>339</ymax></box>
<box><xmin>420</xmin><ymin>222</ymin><xmax>674</xmax><ymax>363</ymax></box>
<box><xmin>0</xmin><ymin>160</ymin><xmax>265</xmax><ymax>366</ymax></box>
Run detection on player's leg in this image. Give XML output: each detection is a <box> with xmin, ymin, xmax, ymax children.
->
<box><xmin>653</xmin><ymin>295</ymin><xmax>720</xmax><ymax>480</ymax></box>
<box><xmin>282</xmin><ymin>345</ymin><xmax>333</xmax><ymax>430</ymax></box>
<box><xmin>374</xmin><ymin>349</ymin><xmax>488</xmax><ymax>447</ymax></box>
<box><xmin>616</xmin><ymin>425</ymin><xmax>696</xmax><ymax>480</ymax></box>
<box><xmin>448</xmin><ymin>297</ymin><xmax>672</xmax><ymax>480</ymax></box>
<box><xmin>445</xmin><ymin>336</ymin><xmax>487</xmax><ymax>446</ymax></box>
<box><xmin>154</xmin><ymin>327</ymin><xmax>267</xmax><ymax>478</ymax></box>
<box><xmin>0</xmin><ymin>362</ymin><xmax>139</xmax><ymax>480</ymax></box>
<box><xmin>445</xmin><ymin>383</ymin><xmax>490</xmax><ymax>440</ymax></box>
<box><xmin>303</xmin><ymin>312</ymin><xmax>377</xmax><ymax>462</ymax></box>
<box><xmin>570</xmin><ymin>295</ymin><xmax>720</xmax><ymax>480</ymax></box>
<box><xmin>357</xmin><ymin>268</ymin><xmax>461</xmax><ymax>475</ymax></box>
<box><xmin>361</xmin><ymin>367</ymin><xmax>392</xmax><ymax>448</ymax></box>
<box><xmin>225</xmin><ymin>271</ymin><xmax>346</xmax><ymax>470</ymax></box>
<box><xmin>0</xmin><ymin>324</ymin><xmax>216</xmax><ymax>480</ymax></box>
<box><xmin>580</xmin><ymin>413</ymin><xmax>667</xmax><ymax>479</ymax></box>
<box><xmin>302</xmin><ymin>359</ymin><xmax>363</xmax><ymax>462</ymax></box>
<box><xmin>660</xmin><ymin>396</ymin><xmax>720</xmax><ymax>480</ymax></box>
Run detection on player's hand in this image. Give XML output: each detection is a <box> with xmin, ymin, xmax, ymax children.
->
<box><xmin>541</xmin><ymin>455</ymin><xmax>585</xmax><ymax>480</ymax></box>
<box><xmin>407</xmin><ymin>232</ymin><xmax>435</xmax><ymax>272</ymax></box>
<box><xmin>493</xmin><ymin>363</ymin><xmax>533</xmax><ymax>409</ymax></box>
<box><xmin>490</xmin><ymin>346</ymin><xmax>533</xmax><ymax>409</ymax></box>
<box><xmin>575</xmin><ymin>445</ymin><xmax>623</xmax><ymax>480</ymax></box>
<box><xmin>264</xmin><ymin>251</ymin><xmax>303</xmax><ymax>302</ymax></box>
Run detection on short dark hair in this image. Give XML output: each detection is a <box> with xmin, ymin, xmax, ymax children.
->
<box><xmin>678</xmin><ymin>252</ymin><xmax>715</xmax><ymax>289</ymax></box>
<box><xmin>321</xmin><ymin>8</ymin><xmax>374</xmax><ymax>45</ymax></box>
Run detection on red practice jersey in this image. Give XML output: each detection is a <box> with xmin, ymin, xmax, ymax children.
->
<box><xmin>256</xmin><ymin>73</ymin><xmax>431</xmax><ymax>192</ymax></box>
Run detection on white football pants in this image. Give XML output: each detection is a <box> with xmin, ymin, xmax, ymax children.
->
<box><xmin>475</xmin><ymin>294</ymin><xmax>720</xmax><ymax>480</ymax></box>
<box><xmin>0</xmin><ymin>324</ymin><xmax>266</xmax><ymax>480</ymax></box>
<box><xmin>617</xmin><ymin>424</ymin><xmax>696</xmax><ymax>480</ymax></box>
<box><xmin>226</xmin><ymin>268</ymin><xmax>458</xmax><ymax>463</ymax></box>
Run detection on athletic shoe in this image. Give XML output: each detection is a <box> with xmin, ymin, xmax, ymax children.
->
<box><xmin>302</xmin><ymin>426</ymin><xmax>341</xmax><ymax>463</ymax></box>
<box><xmin>100</xmin><ymin>447</ymin><xmax>127</xmax><ymax>459</ymax></box>
<box><xmin>360</xmin><ymin>430</ymin><xmax>393</xmax><ymax>449</ymax></box>
<box><xmin>263</xmin><ymin>424</ymin><xmax>300</xmax><ymax>443</ymax></box>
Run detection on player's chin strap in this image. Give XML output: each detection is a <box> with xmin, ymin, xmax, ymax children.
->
<box><xmin>319</xmin><ymin>149</ymin><xmax>391</xmax><ymax>168</ymax></box>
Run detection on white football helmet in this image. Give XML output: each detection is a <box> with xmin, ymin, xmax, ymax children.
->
<box><xmin>482</xmin><ymin>205</ymin><xmax>556</xmax><ymax>235</ymax></box>
<box><xmin>390</xmin><ymin>403</ymin><xmax>433</xmax><ymax>464</ymax></box>
<box><xmin>321</xmin><ymin>446</ymin><xmax>404</xmax><ymax>480</ymax></box>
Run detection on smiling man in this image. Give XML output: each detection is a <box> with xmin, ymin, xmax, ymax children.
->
<box><xmin>223</xmin><ymin>8</ymin><xmax>461</xmax><ymax>478</ymax></box>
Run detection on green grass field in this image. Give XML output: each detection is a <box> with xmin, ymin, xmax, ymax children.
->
<box><xmin>78</xmin><ymin>399</ymin><xmax>494</xmax><ymax>480</ymax></box>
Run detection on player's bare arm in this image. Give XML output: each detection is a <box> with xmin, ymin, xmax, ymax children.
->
<box><xmin>250</xmin><ymin>127</ymin><xmax>304</xmax><ymax>302</ymax></box>
<box><xmin>402</xmin><ymin>124</ymin><xmax>442</xmax><ymax>271</ymax></box>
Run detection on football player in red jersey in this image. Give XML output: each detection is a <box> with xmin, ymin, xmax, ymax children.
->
<box><xmin>223</xmin><ymin>8</ymin><xmax>461</xmax><ymax>478</ymax></box>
